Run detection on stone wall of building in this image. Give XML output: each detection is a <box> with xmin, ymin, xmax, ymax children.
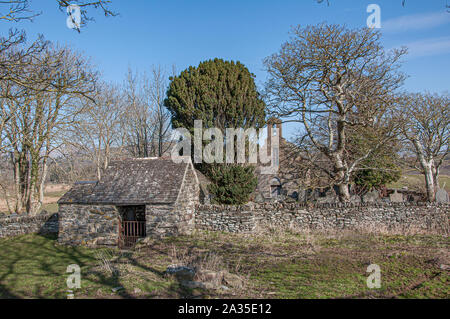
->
<box><xmin>195</xmin><ymin>202</ymin><xmax>450</xmax><ymax>235</ymax></box>
<box><xmin>0</xmin><ymin>212</ymin><xmax>58</xmax><ymax>238</ymax></box>
<box><xmin>145</xmin><ymin>203</ymin><xmax>176</xmax><ymax>237</ymax></box>
<box><xmin>58</xmin><ymin>204</ymin><xmax>119</xmax><ymax>246</ymax></box>
<box><xmin>146</xmin><ymin>164</ymin><xmax>200</xmax><ymax>238</ymax></box>
<box><xmin>175</xmin><ymin>163</ymin><xmax>200</xmax><ymax>234</ymax></box>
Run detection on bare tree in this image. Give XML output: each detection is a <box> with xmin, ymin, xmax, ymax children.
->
<box><xmin>143</xmin><ymin>65</ymin><xmax>173</xmax><ymax>157</ymax></box>
<box><xmin>0</xmin><ymin>0</ymin><xmax>116</xmax><ymax>24</ymax></box>
<box><xmin>122</xmin><ymin>66</ymin><xmax>173</xmax><ymax>158</ymax></box>
<box><xmin>0</xmin><ymin>33</ymin><xmax>85</xmax><ymax>153</ymax></box>
<box><xmin>0</xmin><ymin>0</ymin><xmax>37</xmax><ymax>22</ymax></box>
<box><xmin>0</xmin><ymin>0</ymin><xmax>114</xmax><ymax>86</ymax></box>
<box><xmin>399</xmin><ymin>93</ymin><xmax>449</xmax><ymax>201</ymax></box>
<box><xmin>122</xmin><ymin>67</ymin><xmax>149</xmax><ymax>157</ymax></box>
<box><xmin>316</xmin><ymin>0</ymin><xmax>450</xmax><ymax>11</ymax></box>
<box><xmin>1</xmin><ymin>45</ymin><xmax>97</xmax><ymax>214</ymax></box>
<box><xmin>65</xmin><ymin>66</ymin><xmax>173</xmax><ymax>184</ymax></box>
<box><xmin>70</xmin><ymin>82</ymin><xmax>125</xmax><ymax>180</ymax></box>
<box><xmin>264</xmin><ymin>24</ymin><xmax>406</xmax><ymax>202</ymax></box>
<box><xmin>0</xmin><ymin>1</ymin><xmax>114</xmax><ymax>214</ymax></box>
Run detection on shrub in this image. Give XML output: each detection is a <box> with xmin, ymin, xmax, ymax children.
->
<box><xmin>207</xmin><ymin>165</ymin><xmax>257</xmax><ymax>205</ymax></box>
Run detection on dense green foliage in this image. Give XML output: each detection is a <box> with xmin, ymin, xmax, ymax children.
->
<box><xmin>164</xmin><ymin>58</ymin><xmax>266</xmax><ymax>134</ymax></box>
<box><xmin>165</xmin><ymin>59</ymin><xmax>264</xmax><ymax>204</ymax></box>
<box><xmin>353</xmin><ymin>157</ymin><xmax>402</xmax><ymax>191</ymax></box>
<box><xmin>207</xmin><ymin>165</ymin><xmax>258</xmax><ymax>205</ymax></box>
<box><xmin>349</xmin><ymin>128</ymin><xmax>402</xmax><ymax>191</ymax></box>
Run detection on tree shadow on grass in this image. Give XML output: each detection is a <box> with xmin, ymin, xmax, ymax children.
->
<box><xmin>0</xmin><ymin>234</ymin><xmax>212</xmax><ymax>299</ymax></box>
<box><xmin>0</xmin><ymin>234</ymin><xmax>133</xmax><ymax>298</ymax></box>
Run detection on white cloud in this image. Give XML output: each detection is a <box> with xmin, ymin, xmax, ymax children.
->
<box><xmin>382</xmin><ymin>11</ymin><xmax>450</xmax><ymax>33</ymax></box>
<box><xmin>403</xmin><ymin>36</ymin><xmax>450</xmax><ymax>58</ymax></box>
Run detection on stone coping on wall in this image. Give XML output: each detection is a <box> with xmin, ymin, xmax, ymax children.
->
<box><xmin>0</xmin><ymin>211</ymin><xmax>59</xmax><ymax>239</ymax></box>
<box><xmin>0</xmin><ymin>211</ymin><xmax>57</xmax><ymax>226</ymax></box>
<box><xmin>196</xmin><ymin>202</ymin><xmax>450</xmax><ymax>211</ymax></box>
<box><xmin>195</xmin><ymin>202</ymin><xmax>449</xmax><ymax>235</ymax></box>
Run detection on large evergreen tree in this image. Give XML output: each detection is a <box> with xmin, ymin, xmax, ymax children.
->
<box><xmin>164</xmin><ymin>58</ymin><xmax>266</xmax><ymax>134</ymax></box>
<box><xmin>164</xmin><ymin>59</ymin><xmax>266</xmax><ymax>204</ymax></box>
<box><xmin>207</xmin><ymin>165</ymin><xmax>258</xmax><ymax>205</ymax></box>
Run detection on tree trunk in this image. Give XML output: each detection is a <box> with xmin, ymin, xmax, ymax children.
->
<box><xmin>37</xmin><ymin>156</ymin><xmax>49</xmax><ymax>214</ymax></box>
<box><xmin>104</xmin><ymin>144</ymin><xmax>110</xmax><ymax>172</ymax></box>
<box><xmin>338</xmin><ymin>183</ymin><xmax>351</xmax><ymax>202</ymax></box>
<box><xmin>413</xmin><ymin>139</ymin><xmax>436</xmax><ymax>202</ymax></box>
<box><xmin>432</xmin><ymin>164</ymin><xmax>439</xmax><ymax>192</ymax></box>
<box><xmin>12</xmin><ymin>152</ymin><xmax>23</xmax><ymax>214</ymax></box>
<box><xmin>96</xmin><ymin>155</ymin><xmax>102</xmax><ymax>181</ymax></box>
<box><xmin>27</xmin><ymin>151</ymin><xmax>41</xmax><ymax>215</ymax></box>
<box><xmin>423</xmin><ymin>162</ymin><xmax>436</xmax><ymax>202</ymax></box>
<box><xmin>333</xmin><ymin>154</ymin><xmax>351</xmax><ymax>202</ymax></box>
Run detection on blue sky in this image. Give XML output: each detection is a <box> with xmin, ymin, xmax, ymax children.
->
<box><xmin>1</xmin><ymin>0</ymin><xmax>449</xmax><ymax>137</ymax></box>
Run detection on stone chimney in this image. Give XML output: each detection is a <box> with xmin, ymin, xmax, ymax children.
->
<box><xmin>266</xmin><ymin>117</ymin><xmax>282</xmax><ymax>159</ymax></box>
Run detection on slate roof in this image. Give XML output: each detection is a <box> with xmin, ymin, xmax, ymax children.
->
<box><xmin>58</xmin><ymin>157</ymin><xmax>193</xmax><ymax>205</ymax></box>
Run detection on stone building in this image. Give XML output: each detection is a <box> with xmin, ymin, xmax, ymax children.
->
<box><xmin>254</xmin><ymin>118</ymin><xmax>303</xmax><ymax>202</ymax></box>
<box><xmin>58</xmin><ymin>157</ymin><xmax>199</xmax><ymax>247</ymax></box>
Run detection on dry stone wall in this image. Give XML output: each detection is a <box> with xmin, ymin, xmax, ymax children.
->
<box><xmin>0</xmin><ymin>212</ymin><xmax>58</xmax><ymax>238</ymax></box>
<box><xmin>195</xmin><ymin>202</ymin><xmax>450</xmax><ymax>235</ymax></box>
<box><xmin>195</xmin><ymin>205</ymin><xmax>255</xmax><ymax>233</ymax></box>
<box><xmin>2</xmin><ymin>202</ymin><xmax>448</xmax><ymax>246</ymax></box>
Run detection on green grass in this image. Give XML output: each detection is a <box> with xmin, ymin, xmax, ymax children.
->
<box><xmin>40</xmin><ymin>203</ymin><xmax>59</xmax><ymax>213</ymax></box>
<box><xmin>44</xmin><ymin>190</ymin><xmax>69</xmax><ymax>198</ymax></box>
<box><xmin>388</xmin><ymin>174</ymin><xmax>450</xmax><ymax>192</ymax></box>
<box><xmin>0</xmin><ymin>231</ymin><xmax>448</xmax><ymax>299</ymax></box>
<box><xmin>251</xmin><ymin>259</ymin><xmax>367</xmax><ymax>298</ymax></box>
<box><xmin>0</xmin><ymin>234</ymin><xmax>100</xmax><ymax>298</ymax></box>
<box><xmin>1</xmin><ymin>190</ymin><xmax>65</xmax><ymax>215</ymax></box>
<box><xmin>0</xmin><ymin>234</ymin><xmax>177</xmax><ymax>298</ymax></box>
<box><xmin>39</xmin><ymin>190</ymin><xmax>67</xmax><ymax>214</ymax></box>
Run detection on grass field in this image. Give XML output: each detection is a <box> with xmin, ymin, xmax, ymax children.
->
<box><xmin>0</xmin><ymin>185</ymin><xmax>69</xmax><ymax>215</ymax></box>
<box><xmin>388</xmin><ymin>175</ymin><xmax>450</xmax><ymax>193</ymax></box>
<box><xmin>0</xmin><ymin>230</ymin><xmax>448</xmax><ymax>299</ymax></box>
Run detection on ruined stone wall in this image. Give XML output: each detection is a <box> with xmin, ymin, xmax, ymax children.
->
<box><xmin>0</xmin><ymin>212</ymin><xmax>58</xmax><ymax>238</ymax></box>
<box><xmin>58</xmin><ymin>204</ymin><xmax>119</xmax><ymax>246</ymax></box>
<box><xmin>195</xmin><ymin>203</ymin><xmax>450</xmax><ymax>235</ymax></box>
